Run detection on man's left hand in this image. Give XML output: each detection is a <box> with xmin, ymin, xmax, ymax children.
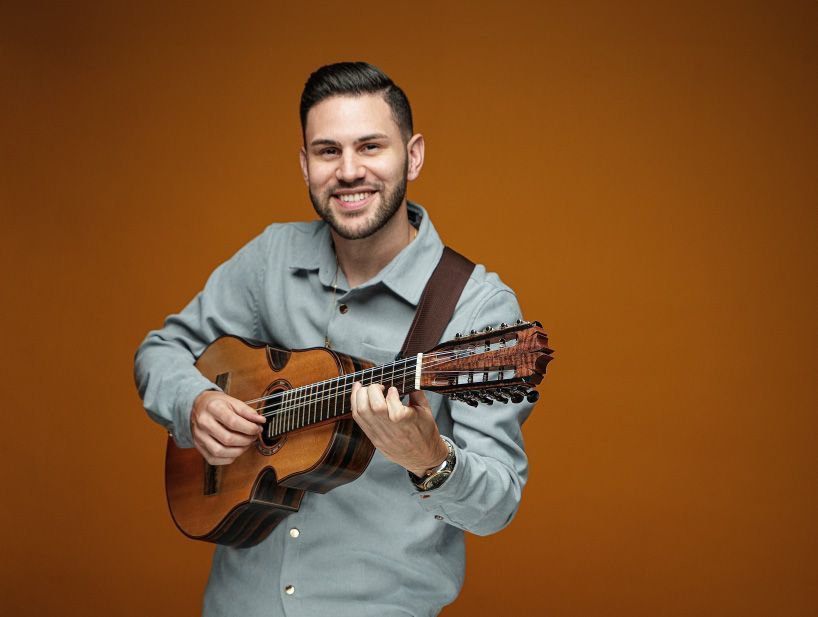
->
<box><xmin>350</xmin><ymin>382</ymin><xmax>449</xmax><ymax>477</ymax></box>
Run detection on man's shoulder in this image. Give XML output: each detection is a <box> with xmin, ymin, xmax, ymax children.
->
<box><xmin>250</xmin><ymin>220</ymin><xmax>326</xmax><ymax>255</ymax></box>
<box><xmin>465</xmin><ymin>262</ymin><xmax>518</xmax><ymax>300</ymax></box>
<box><xmin>258</xmin><ymin>219</ymin><xmax>324</xmax><ymax>241</ymax></box>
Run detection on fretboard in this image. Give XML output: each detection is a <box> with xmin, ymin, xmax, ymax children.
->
<box><xmin>266</xmin><ymin>356</ymin><xmax>419</xmax><ymax>437</ymax></box>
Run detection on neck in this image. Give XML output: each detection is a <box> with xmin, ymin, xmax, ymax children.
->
<box><xmin>332</xmin><ymin>202</ymin><xmax>415</xmax><ymax>288</ymax></box>
<box><xmin>266</xmin><ymin>356</ymin><xmax>419</xmax><ymax>437</ymax></box>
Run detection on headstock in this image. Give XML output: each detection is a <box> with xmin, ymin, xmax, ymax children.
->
<box><xmin>419</xmin><ymin>320</ymin><xmax>553</xmax><ymax>407</ymax></box>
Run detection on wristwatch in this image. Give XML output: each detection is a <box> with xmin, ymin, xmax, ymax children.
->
<box><xmin>409</xmin><ymin>437</ymin><xmax>457</xmax><ymax>491</ymax></box>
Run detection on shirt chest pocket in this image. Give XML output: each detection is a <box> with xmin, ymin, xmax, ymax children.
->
<box><xmin>358</xmin><ymin>341</ymin><xmax>399</xmax><ymax>367</ymax></box>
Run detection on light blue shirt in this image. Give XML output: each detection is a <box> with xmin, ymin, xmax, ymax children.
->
<box><xmin>134</xmin><ymin>203</ymin><xmax>535</xmax><ymax>616</ymax></box>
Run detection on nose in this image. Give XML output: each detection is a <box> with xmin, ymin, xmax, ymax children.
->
<box><xmin>336</xmin><ymin>151</ymin><xmax>365</xmax><ymax>183</ymax></box>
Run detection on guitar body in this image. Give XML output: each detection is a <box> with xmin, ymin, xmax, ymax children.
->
<box><xmin>163</xmin><ymin>321</ymin><xmax>552</xmax><ymax>548</ymax></box>
<box><xmin>165</xmin><ymin>336</ymin><xmax>375</xmax><ymax>548</ymax></box>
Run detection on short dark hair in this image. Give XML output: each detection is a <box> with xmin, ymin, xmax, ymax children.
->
<box><xmin>300</xmin><ymin>62</ymin><xmax>413</xmax><ymax>142</ymax></box>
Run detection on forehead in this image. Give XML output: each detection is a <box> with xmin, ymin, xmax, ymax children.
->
<box><xmin>305</xmin><ymin>94</ymin><xmax>400</xmax><ymax>143</ymax></box>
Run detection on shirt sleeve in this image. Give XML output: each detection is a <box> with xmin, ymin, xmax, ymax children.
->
<box><xmin>133</xmin><ymin>230</ymin><xmax>270</xmax><ymax>448</ymax></box>
<box><xmin>411</xmin><ymin>287</ymin><xmax>537</xmax><ymax>536</ymax></box>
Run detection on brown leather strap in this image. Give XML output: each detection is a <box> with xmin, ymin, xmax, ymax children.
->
<box><xmin>398</xmin><ymin>247</ymin><xmax>475</xmax><ymax>359</ymax></box>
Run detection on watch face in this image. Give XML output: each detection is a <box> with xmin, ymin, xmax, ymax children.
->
<box><xmin>411</xmin><ymin>438</ymin><xmax>456</xmax><ymax>491</ymax></box>
<box><xmin>421</xmin><ymin>469</ymin><xmax>452</xmax><ymax>491</ymax></box>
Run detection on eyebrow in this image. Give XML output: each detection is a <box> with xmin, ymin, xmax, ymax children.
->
<box><xmin>309</xmin><ymin>133</ymin><xmax>390</xmax><ymax>148</ymax></box>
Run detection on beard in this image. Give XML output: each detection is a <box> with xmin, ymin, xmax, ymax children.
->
<box><xmin>308</xmin><ymin>159</ymin><xmax>408</xmax><ymax>240</ymax></box>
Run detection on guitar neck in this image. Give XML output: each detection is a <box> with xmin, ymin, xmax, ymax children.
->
<box><xmin>266</xmin><ymin>355</ymin><xmax>420</xmax><ymax>437</ymax></box>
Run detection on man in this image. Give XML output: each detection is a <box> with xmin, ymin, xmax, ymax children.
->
<box><xmin>135</xmin><ymin>62</ymin><xmax>536</xmax><ymax>617</ymax></box>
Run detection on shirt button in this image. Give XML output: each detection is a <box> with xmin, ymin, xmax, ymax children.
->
<box><xmin>289</xmin><ymin>528</ymin><xmax>300</xmax><ymax>538</ymax></box>
<box><xmin>284</xmin><ymin>585</ymin><xmax>295</xmax><ymax>595</ymax></box>
<box><xmin>338</xmin><ymin>304</ymin><xmax>349</xmax><ymax>314</ymax></box>
<box><xmin>434</xmin><ymin>515</ymin><xmax>444</xmax><ymax>521</ymax></box>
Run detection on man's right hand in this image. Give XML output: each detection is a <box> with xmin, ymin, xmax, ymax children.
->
<box><xmin>190</xmin><ymin>390</ymin><xmax>265</xmax><ymax>465</ymax></box>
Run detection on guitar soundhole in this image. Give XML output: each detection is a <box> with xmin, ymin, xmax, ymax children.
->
<box><xmin>256</xmin><ymin>380</ymin><xmax>289</xmax><ymax>455</ymax></box>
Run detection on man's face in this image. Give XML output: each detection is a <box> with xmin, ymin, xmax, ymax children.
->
<box><xmin>300</xmin><ymin>94</ymin><xmax>417</xmax><ymax>240</ymax></box>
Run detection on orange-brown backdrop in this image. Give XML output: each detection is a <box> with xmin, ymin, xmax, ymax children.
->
<box><xmin>2</xmin><ymin>2</ymin><xmax>816</xmax><ymax>616</ymax></box>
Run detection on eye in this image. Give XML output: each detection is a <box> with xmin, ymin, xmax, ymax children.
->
<box><xmin>361</xmin><ymin>143</ymin><xmax>381</xmax><ymax>153</ymax></box>
<box><xmin>319</xmin><ymin>147</ymin><xmax>339</xmax><ymax>157</ymax></box>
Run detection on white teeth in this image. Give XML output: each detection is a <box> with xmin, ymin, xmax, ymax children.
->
<box><xmin>338</xmin><ymin>192</ymin><xmax>371</xmax><ymax>203</ymax></box>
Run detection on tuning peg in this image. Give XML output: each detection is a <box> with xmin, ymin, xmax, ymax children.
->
<box><xmin>499</xmin><ymin>322</ymin><xmax>508</xmax><ymax>329</ymax></box>
<box><xmin>526</xmin><ymin>390</ymin><xmax>540</xmax><ymax>403</ymax></box>
<box><xmin>454</xmin><ymin>332</ymin><xmax>462</xmax><ymax>339</ymax></box>
<box><xmin>470</xmin><ymin>330</ymin><xmax>477</xmax><ymax>335</ymax></box>
<box><xmin>464</xmin><ymin>396</ymin><xmax>479</xmax><ymax>408</ymax></box>
<box><xmin>510</xmin><ymin>393</ymin><xmax>525</xmax><ymax>404</ymax></box>
<box><xmin>477</xmin><ymin>393</ymin><xmax>494</xmax><ymax>405</ymax></box>
<box><xmin>483</xmin><ymin>325</ymin><xmax>493</xmax><ymax>333</ymax></box>
<box><xmin>515</xmin><ymin>319</ymin><xmax>523</xmax><ymax>325</ymax></box>
<box><xmin>488</xmin><ymin>390</ymin><xmax>509</xmax><ymax>404</ymax></box>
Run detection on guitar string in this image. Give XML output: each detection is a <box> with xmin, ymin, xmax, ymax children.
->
<box><xmin>251</xmin><ymin>350</ymin><xmax>515</xmax><ymax>417</ymax></box>
<box><xmin>243</xmin><ymin>344</ymin><xmax>507</xmax><ymax>408</ymax></box>
<box><xmin>253</xmin><ymin>351</ymin><xmax>528</xmax><ymax>435</ymax></box>
<box><xmin>249</xmin><ymin>349</ymin><xmax>505</xmax><ymax>416</ymax></box>
<box><xmin>236</xmin><ymin>333</ymin><xmax>531</xmax><ymax>432</ymax></box>
<box><xmin>256</xmin><ymin>368</ymin><xmax>511</xmax><ymax>415</ymax></box>
<box><xmin>256</xmin><ymin>367</ymin><xmax>528</xmax><ymax>438</ymax></box>
<box><xmin>241</xmin><ymin>346</ymin><xmax>480</xmax><ymax>406</ymax></box>
<box><xmin>255</xmin><ymin>364</ymin><xmax>519</xmax><ymax>419</ymax></box>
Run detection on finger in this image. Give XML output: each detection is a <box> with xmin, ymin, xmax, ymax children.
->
<box><xmin>212</xmin><ymin>402</ymin><xmax>264</xmax><ymax>436</ymax></box>
<box><xmin>350</xmin><ymin>382</ymin><xmax>361</xmax><ymax>414</ymax></box>
<box><xmin>205</xmin><ymin>417</ymin><xmax>259</xmax><ymax>448</ymax></box>
<box><xmin>408</xmin><ymin>389</ymin><xmax>430</xmax><ymax>410</ymax></box>
<box><xmin>194</xmin><ymin>442</ymin><xmax>234</xmax><ymax>466</ymax></box>
<box><xmin>385</xmin><ymin>387</ymin><xmax>409</xmax><ymax>422</ymax></box>
<box><xmin>355</xmin><ymin>382</ymin><xmax>375</xmax><ymax>416</ymax></box>
<box><xmin>195</xmin><ymin>431</ymin><xmax>248</xmax><ymax>462</ymax></box>
<box><xmin>232</xmin><ymin>401</ymin><xmax>267</xmax><ymax>425</ymax></box>
<box><xmin>366</xmin><ymin>384</ymin><xmax>388</xmax><ymax>415</ymax></box>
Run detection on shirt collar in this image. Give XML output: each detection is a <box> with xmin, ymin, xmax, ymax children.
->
<box><xmin>287</xmin><ymin>202</ymin><xmax>444</xmax><ymax>306</ymax></box>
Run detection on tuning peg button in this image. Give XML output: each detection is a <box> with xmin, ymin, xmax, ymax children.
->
<box><xmin>526</xmin><ymin>390</ymin><xmax>540</xmax><ymax>403</ymax></box>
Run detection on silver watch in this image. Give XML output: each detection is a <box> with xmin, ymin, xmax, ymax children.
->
<box><xmin>409</xmin><ymin>437</ymin><xmax>456</xmax><ymax>491</ymax></box>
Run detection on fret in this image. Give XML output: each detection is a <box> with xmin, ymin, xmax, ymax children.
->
<box><xmin>317</xmin><ymin>381</ymin><xmax>325</xmax><ymax>424</ymax></box>
<box><xmin>331</xmin><ymin>375</ymin><xmax>339</xmax><ymax>420</ymax></box>
<box><xmin>306</xmin><ymin>383</ymin><xmax>313</xmax><ymax>428</ymax></box>
<box><xmin>303</xmin><ymin>384</ymin><xmax>309</xmax><ymax>430</ymax></box>
<box><xmin>313</xmin><ymin>382</ymin><xmax>318</xmax><ymax>425</ymax></box>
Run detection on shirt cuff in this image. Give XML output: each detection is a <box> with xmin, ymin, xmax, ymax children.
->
<box><xmin>170</xmin><ymin>376</ymin><xmax>222</xmax><ymax>448</ymax></box>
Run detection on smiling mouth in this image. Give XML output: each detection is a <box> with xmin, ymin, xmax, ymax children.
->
<box><xmin>335</xmin><ymin>191</ymin><xmax>374</xmax><ymax>203</ymax></box>
<box><xmin>332</xmin><ymin>191</ymin><xmax>376</xmax><ymax>210</ymax></box>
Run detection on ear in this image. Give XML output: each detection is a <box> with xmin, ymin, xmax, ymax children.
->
<box><xmin>406</xmin><ymin>133</ymin><xmax>425</xmax><ymax>182</ymax></box>
<box><xmin>299</xmin><ymin>147</ymin><xmax>309</xmax><ymax>186</ymax></box>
